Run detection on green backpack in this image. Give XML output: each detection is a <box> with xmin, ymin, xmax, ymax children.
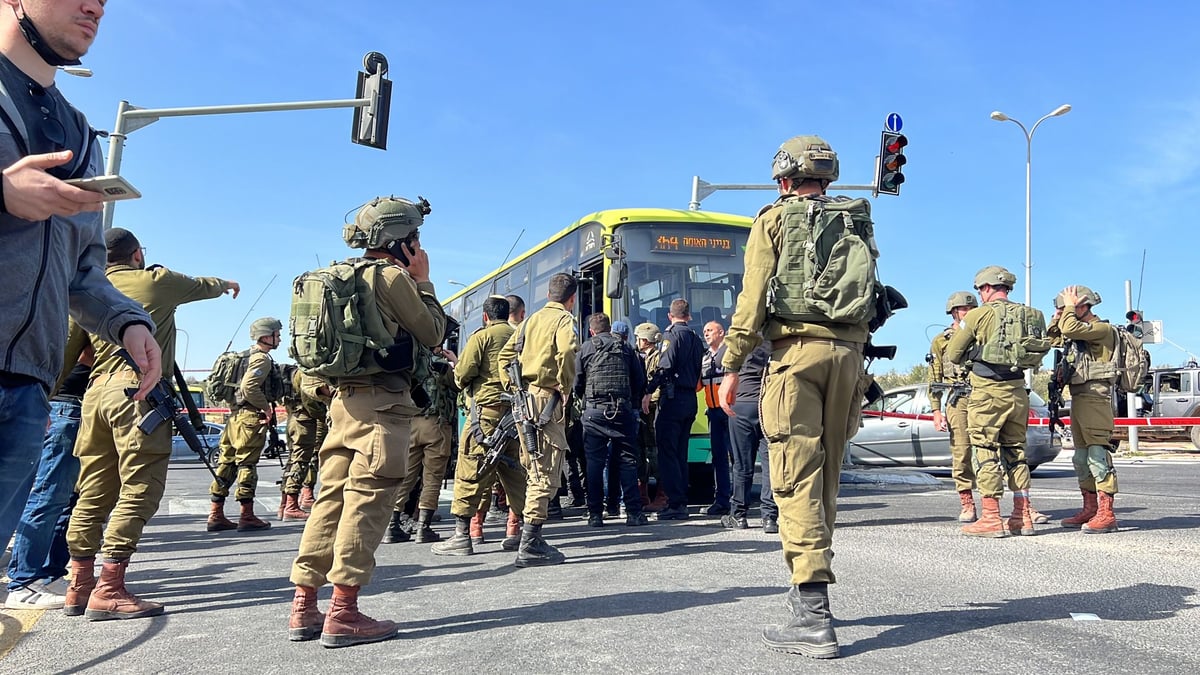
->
<box><xmin>289</xmin><ymin>258</ymin><xmax>409</xmax><ymax>379</ymax></box>
<box><xmin>205</xmin><ymin>350</ymin><xmax>249</xmax><ymax>408</ymax></box>
<box><xmin>767</xmin><ymin>196</ymin><xmax>880</xmax><ymax>326</ymax></box>
<box><xmin>979</xmin><ymin>301</ymin><xmax>1050</xmax><ymax>370</ymax></box>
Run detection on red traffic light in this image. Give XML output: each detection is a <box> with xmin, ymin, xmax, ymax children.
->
<box><xmin>1126</xmin><ymin>310</ymin><xmax>1142</xmax><ymax>322</ymax></box>
<box><xmin>885</xmin><ymin>134</ymin><xmax>908</xmax><ymax>153</ymax></box>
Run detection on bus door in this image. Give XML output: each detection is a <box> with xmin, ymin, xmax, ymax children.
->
<box><xmin>575</xmin><ymin>258</ymin><xmax>604</xmax><ymax>327</ymax></box>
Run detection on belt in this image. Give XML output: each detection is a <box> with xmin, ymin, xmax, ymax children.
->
<box><xmin>772</xmin><ymin>335</ymin><xmax>861</xmax><ymax>351</ymax></box>
<box><xmin>51</xmin><ymin>394</ymin><xmax>84</xmax><ymax>404</ymax></box>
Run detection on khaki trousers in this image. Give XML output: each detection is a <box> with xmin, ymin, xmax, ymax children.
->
<box><xmin>393</xmin><ymin>415</ymin><xmax>454</xmax><ymax>512</ymax></box>
<box><xmin>515</xmin><ymin>386</ymin><xmax>567</xmax><ymax>524</ymax></box>
<box><xmin>448</xmin><ymin>413</ymin><xmax>527</xmax><ymax>518</ymax></box>
<box><xmin>211</xmin><ymin>408</ymin><xmax>267</xmax><ymax>501</ymax></box>
<box><xmin>967</xmin><ymin>376</ymin><xmax>1031</xmax><ymax>498</ymax></box>
<box><xmin>946</xmin><ymin>398</ymin><xmax>975</xmax><ymax>492</ymax></box>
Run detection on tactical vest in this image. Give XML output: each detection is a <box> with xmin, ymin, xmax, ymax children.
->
<box><xmin>767</xmin><ymin>195</ymin><xmax>879</xmax><ymax>326</ymax></box>
<box><xmin>940</xmin><ymin>327</ymin><xmax>969</xmax><ymax>382</ymax></box>
<box><xmin>978</xmin><ymin>301</ymin><xmax>1050</xmax><ymax>370</ymax></box>
<box><xmin>700</xmin><ymin>346</ymin><xmax>725</xmax><ymax>409</ymax></box>
<box><xmin>280</xmin><ymin>363</ymin><xmax>302</xmax><ymax>408</ymax></box>
<box><xmin>585</xmin><ymin>335</ymin><xmax>630</xmax><ymax>402</ymax></box>
<box><xmin>418</xmin><ymin>356</ymin><xmax>457</xmax><ymax>422</ymax></box>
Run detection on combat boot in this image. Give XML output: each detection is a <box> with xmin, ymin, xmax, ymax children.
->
<box><xmin>237</xmin><ymin>500</ymin><xmax>271</xmax><ymax>531</ymax></box>
<box><xmin>485</xmin><ymin>488</ymin><xmax>508</xmax><ymax>524</ymax></box>
<box><xmin>761</xmin><ymin>583</ymin><xmax>839</xmax><ymax>659</ymax></box>
<box><xmin>62</xmin><ymin>557</ymin><xmax>95</xmax><ymax>617</ymax></box>
<box><xmin>961</xmin><ymin>496</ymin><xmax>1007</xmax><ymax>538</ymax></box>
<box><xmin>431</xmin><ymin>515</ymin><xmax>473</xmax><ymax>556</ymax></box>
<box><xmin>414</xmin><ymin>509</ymin><xmax>441</xmax><ymax>543</ymax></box>
<box><xmin>645</xmin><ymin>487</ymin><xmax>668</xmax><ymax>513</ymax></box>
<box><xmin>288</xmin><ymin>585</ymin><xmax>324</xmax><ymax>642</ymax></box>
<box><xmin>514</xmin><ymin>522</ymin><xmax>565</xmax><ymax>568</ymax></box>
<box><xmin>320</xmin><ymin>584</ymin><xmax>398</xmax><ymax>649</ymax></box>
<box><xmin>502</xmin><ymin>511</ymin><xmax>523</xmax><ymax>551</ymax></box>
<box><xmin>206</xmin><ymin>499</ymin><xmax>237</xmax><ymax>532</ymax></box>
<box><xmin>957</xmin><ymin>490</ymin><xmax>977</xmax><ymax>523</ymax></box>
<box><xmin>281</xmin><ymin>494</ymin><xmax>310</xmax><ymax>522</ymax></box>
<box><xmin>638</xmin><ymin>481</ymin><xmax>651</xmax><ymax>509</ymax></box>
<box><xmin>1082</xmin><ymin>492</ymin><xmax>1118</xmax><ymax>534</ymax></box>
<box><xmin>384</xmin><ymin>511</ymin><xmax>411</xmax><ymax>544</ymax></box>
<box><xmin>298</xmin><ymin>486</ymin><xmax>316</xmax><ymax>511</ymax></box>
<box><xmin>470</xmin><ymin>510</ymin><xmax>486</xmax><ymax>545</ymax></box>
<box><xmin>1061</xmin><ymin>490</ymin><xmax>1099</xmax><ymax>528</ymax></box>
<box><xmin>84</xmin><ymin>558</ymin><xmax>164</xmax><ymax>621</ymax></box>
<box><xmin>1007</xmin><ymin>494</ymin><xmax>1035</xmax><ymax>536</ymax></box>
<box><xmin>547</xmin><ymin>496</ymin><xmax>564</xmax><ymax>520</ymax></box>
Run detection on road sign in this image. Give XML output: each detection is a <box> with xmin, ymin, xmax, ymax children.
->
<box><xmin>1142</xmin><ymin>319</ymin><xmax>1163</xmax><ymax>345</ymax></box>
<box><xmin>885</xmin><ymin>112</ymin><xmax>903</xmax><ymax>133</ymax></box>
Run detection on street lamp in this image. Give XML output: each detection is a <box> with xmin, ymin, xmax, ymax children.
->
<box><xmin>447</xmin><ymin>280</ymin><xmax>467</xmax><ymax>288</ymax></box>
<box><xmin>177</xmin><ymin>328</ymin><xmax>190</xmax><ymax>372</ymax></box>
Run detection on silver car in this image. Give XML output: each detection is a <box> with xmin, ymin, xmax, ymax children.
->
<box><xmin>848</xmin><ymin>383</ymin><xmax>1061</xmax><ymax>470</ymax></box>
<box><xmin>171</xmin><ymin>422</ymin><xmax>223</xmax><ymax>464</ymax></box>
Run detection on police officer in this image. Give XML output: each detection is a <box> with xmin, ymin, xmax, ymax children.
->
<box><xmin>634</xmin><ymin>322</ymin><xmax>667</xmax><ymax>511</ymax></box>
<box><xmin>700</xmin><ymin>320</ymin><xmax>732</xmax><ymax>516</ymax></box>
<box><xmin>929</xmin><ymin>291</ymin><xmax>980</xmax><ymax>522</ymax></box>
<box><xmin>288</xmin><ymin>196</ymin><xmax>446</xmax><ymax>648</ymax></box>
<box><xmin>945</xmin><ymin>265</ymin><xmax>1047</xmax><ymax>539</ymax></box>
<box><xmin>724</xmin><ymin>341</ymin><xmax>778</xmax><ymax>533</ymax></box>
<box><xmin>66</xmin><ymin>228</ymin><xmax>238</xmax><ymax>620</ymax></box>
<box><xmin>499</xmin><ymin>273</ymin><xmax>580</xmax><ymax>567</ymax></box>
<box><xmin>1049</xmin><ymin>285</ymin><xmax>1120</xmax><ymax>534</ymax></box>
<box><xmin>575</xmin><ymin>313</ymin><xmax>648</xmax><ymax>527</ymax></box>
<box><xmin>643</xmin><ymin>299</ymin><xmax>703</xmax><ymax>521</ymax></box>
<box><xmin>717</xmin><ymin>135</ymin><xmax>868</xmax><ymax>658</ymax></box>
<box><xmin>279</xmin><ymin>369</ymin><xmax>332</xmax><ymax>521</ymax></box>
<box><xmin>207</xmin><ymin>317</ymin><xmax>283</xmax><ymax>532</ymax></box>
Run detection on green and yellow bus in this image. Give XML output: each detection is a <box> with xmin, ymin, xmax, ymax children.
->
<box><xmin>442</xmin><ymin>207</ymin><xmax>754</xmax><ymax>492</ymax></box>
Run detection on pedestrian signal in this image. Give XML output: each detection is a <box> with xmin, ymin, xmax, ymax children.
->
<box><xmin>1125</xmin><ymin>309</ymin><xmax>1144</xmax><ymax>338</ymax></box>
<box><xmin>876</xmin><ymin>132</ymin><xmax>907</xmax><ymax>196</ymax></box>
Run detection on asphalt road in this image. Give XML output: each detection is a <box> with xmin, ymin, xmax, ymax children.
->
<box><xmin>2</xmin><ymin>450</ymin><xmax>1197</xmax><ymax>674</ymax></box>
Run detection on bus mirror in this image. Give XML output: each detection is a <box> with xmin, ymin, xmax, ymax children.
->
<box><xmin>606</xmin><ymin>259</ymin><xmax>626</xmax><ymax>299</ymax></box>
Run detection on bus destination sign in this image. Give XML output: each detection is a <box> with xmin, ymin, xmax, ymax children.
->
<box><xmin>652</xmin><ymin>232</ymin><xmax>736</xmax><ymax>255</ymax></box>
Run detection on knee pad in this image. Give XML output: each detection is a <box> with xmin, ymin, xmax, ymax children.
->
<box><xmin>1086</xmin><ymin>445</ymin><xmax>1114</xmax><ymax>481</ymax></box>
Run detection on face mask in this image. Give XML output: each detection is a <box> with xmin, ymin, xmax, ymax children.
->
<box><xmin>16</xmin><ymin>6</ymin><xmax>82</xmax><ymax>67</ymax></box>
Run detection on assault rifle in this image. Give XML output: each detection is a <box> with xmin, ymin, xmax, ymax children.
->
<box><xmin>946</xmin><ymin>381</ymin><xmax>972</xmax><ymax>408</ymax></box>
<box><xmin>863</xmin><ymin>341</ymin><xmax>897</xmax><ymax>405</ymax></box>
<box><xmin>1047</xmin><ymin>348</ymin><xmax>1073</xmax><ymax>433</ymax></box>
<box><xmin>503</xmin><ymin>358</ymin><xmax>561</xmax><ymax>482</ymax></box>
<box><xmin>116</xmin><ymin>350</ymin><xmax>228</xmax><ymax>488</ymax></box>
<box><xmin>474</xmin><ymin>405</ymin><xmax>523</xmax><ymax>479</ymax></box>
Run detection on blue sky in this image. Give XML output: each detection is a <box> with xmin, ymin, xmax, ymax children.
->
<box><xmin>58</xmin><ymin>1</ymin><xmax>1200</xmax><ymax>375</ymax></box>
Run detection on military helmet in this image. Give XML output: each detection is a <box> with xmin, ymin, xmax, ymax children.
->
<box><xmin>771</xmin><ymin>135</ymin><xmax>839</xmax><ymax>182</ymax></box>
<box><xmin>945</xmin><ymin>291</ymin><xmax>979</xmax><ymax>314</ymax></box>
<box><xmin>1056</xmin><ymin>285</ymin><xmax>1102</xmax><ymax>308</ymax></box>
<box><xmin>973</xmin><ymin>265</ymin><xmax>1017</xmax><ymax>290</ymax></box>
<box><xmin>343</xmin><ymin>196</ymin><xmax>431</xmax><ymax>249</ymax></box>
<box><xmin>634</xmin><ymin>322</ymin><xmax>662</xmax><ymax>344</ymax></box>
<box><xmin>250</xmin><ymin>317</ymin><xmax>283</xmax><ymax>339</ymax></box>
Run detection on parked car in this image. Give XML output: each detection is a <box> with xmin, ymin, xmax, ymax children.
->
<box><xmin>848</xmin><ymin>383</ymin><xmax>1061</xmax><ymax>470</ymax></box>
<box><xmin>171</xmin><ymin>422</ymin><xmax>223</xmax><ymax>465</ymax></box>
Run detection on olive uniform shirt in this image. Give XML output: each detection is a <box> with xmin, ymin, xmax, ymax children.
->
<box><xmin>455</xmin><ymin>320</ymin><xmax>516</xmax><ymax>407</ymax></box>
<box><xmin>928</xmin><ymin>326</ymin><xmax>968</xmax><ymax>412</ymax></box>
<box><xmin>237</xmin><ymin>347</ymin><xmax>276</xmax><ymax>412</ymax></box>
<box><xmin>499</xmin><ymin>301</ymin><xmax>579</xmax><ymax>392</ymax></box>
<box><xmin>1049</xmin><ymin>306</ymin><xmax>1117</xmax><ymax>395</ymax></box>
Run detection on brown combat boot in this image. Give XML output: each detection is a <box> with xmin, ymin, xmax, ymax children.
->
<box><xmin>206</xmin><ymin>499</ymin><xmax>237</xmax><ymax>532</ymax></box>
<box><xmin>299</xmin><ymin>486</ymin><xmax>316</xmax><ymax>511</ymax></box>
<box><xmin>645</xmin><ymin>486</ymin><xmax>668</xmax><ymax>513</ymax></box>
<box><xmin>470</xmin><ymin>509</ymin><xmax>486</xmax><ymax>545</ymax></box>
<box><xmin>281</xmin><ymin>494</ymin><xmax>310</xmax><ymax>522</ymax></box>
<box><xmin>502</xmin><ymin>510</ymin><xmax>523</xmax><ymax>551</ymax></box>
<box><xmin>1007</xmin><ymin>494</ymin><xmax>1035</xmax><ymax>536</ymax></box>
<box><xmin>84</xmin><ymin>558</ymin><xmax>164</xmax><ymax>621</ymax></box>
<box><xmin>639</xmin><ymin>481</ymin><xmax>651</xmax><ymax>509</ymax></box>
<box><xmin>288</xmin><ymin>585</ymin><xmax>324</xmax><ymax>641</ymax></box>
<box><xmin>1082</xmin><ymin>492</ymin><xmax>1118</xmax><ymax>534</ymax></box>
<box><xmin>957</xmin><ymin>490</ymin><xmax>977</xmax><ymax>523</ymax></box>
<box><xmin>320</xmin><ymin>584</ymin><xmax>398</xmax><ymax>648</ymax></box>
<box><xmin>237</xmin><ymin>500</ymin><xmax>272</xmax><ymax>531</ymax></box>
<box><xmin>961</xmin><ymin>496</ymin><xmax>1007</xmax><ymax>538</ymax></box>
<box><xmin>1061</xmin><ymin>490</ymin><xmax>1099</xmax><ymax>528</ymax></box>
<box><xmin>62</xmin><ymin>557</ymin><xmax>96</xmax><ymax>617</ymax></box>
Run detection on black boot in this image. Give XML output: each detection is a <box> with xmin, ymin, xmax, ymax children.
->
<box><xmin>546</xmin><ymin>496</ymin><xmax>564</xmax><ymax>520</ymax></box>
<box><xmin>430</xmin><ymin>515</ymin><xmax>473</xmax><ymax>556</ymax></box>
<box><xmin>383</xmin><ymin>511</ymin><xmax>410</xmax><ymax>544</ymax></box>
<box><xmin>414</xmin><ymin>509</ymin><xmax>441</xmax><ymax>543</ymax></box>
<box><xmin>513</xmin><ymin>522</ymin><xmax>565</xmax><ymax>568</ymax></box>
<box><xmin>761</xmin><ymin>583</ymin><xmax>839</xmax><ymax>659</ymax></box>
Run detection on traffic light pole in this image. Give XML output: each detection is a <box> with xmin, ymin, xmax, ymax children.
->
<box><xmin>687</xmin><ymin>175</ymin><xmax>878</xmax><ymax>211</ymax></box>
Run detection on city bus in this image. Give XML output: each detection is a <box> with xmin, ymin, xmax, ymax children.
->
<box><xmin>442</xmin><ymin>207</ymin><xmax>754</xmax><ymax>496</ymax></box>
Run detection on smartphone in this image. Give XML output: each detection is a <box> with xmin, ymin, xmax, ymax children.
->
<box><xmin>64</xmin><ymin>175</ymin><xmax>142</xmax><ymax>201</ymax></box>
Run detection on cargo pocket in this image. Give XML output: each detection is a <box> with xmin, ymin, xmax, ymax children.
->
<box><xmin>367</xmin><ymin>401</ymin><xmax>415</xmax><ymax>479</ymax></box>
<box><xmin>845</xmin><ymin>370</ymin><xmax>873</xmax><ymax>439</ymax></box>
<box><xmin>759</xmin><ymin>360</ymin><xmax>792</xmax><ymax>443</ymax></box>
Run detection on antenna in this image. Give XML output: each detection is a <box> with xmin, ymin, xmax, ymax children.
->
<box><xmin>498</xmin><ymin>228</ymin><xmax>524</xmax><ymax>271</ymax></box>
<box><xmin>1135</xmin><ymin>249</ymin><xmax>1146</xmax><ymax>311</ymax></box>
<box><xmin>222</xmin><ymin>274</ymin><xmax>277</xmax><ymax>353</ymax></box>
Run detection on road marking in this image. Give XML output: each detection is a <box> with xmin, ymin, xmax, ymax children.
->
<box><xmin>1070</xmin><ymin>613</ymin><xmax>1101</xmax><ymax>621</ymax></box>
<box><xmin>0</xmin><ymin>609</ymin><xmax>44</xmax><ymax>660</ymax></box>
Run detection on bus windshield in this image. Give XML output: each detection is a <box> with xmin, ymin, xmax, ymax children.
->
<box><xmin>618</xmin><ymin>222</ymin><xmax>750</xmax><ymax>332</ymax></box>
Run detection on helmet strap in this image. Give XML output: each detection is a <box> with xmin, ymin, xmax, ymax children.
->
<box><xmin>14</xmin><ymin>2</ymin><xmax>82</xmax><ymax>67</ymax></box>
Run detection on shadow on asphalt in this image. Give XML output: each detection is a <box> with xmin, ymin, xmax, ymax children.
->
<box><xmin>838</xmin><ymin>582</ymin><xmax>1199</xmax><ymax>656</ymax></box>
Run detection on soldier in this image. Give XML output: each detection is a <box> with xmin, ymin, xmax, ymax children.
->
<box><xmin>575</xmin><ymin>312</ymin><xmax>648</xmax><ymax>527</ymax></box>
<box><xmin>699</xmin><ymin>320</ymin><xmax>733</xmax><ymax>516</ymax></box>
<box><xmin>207</xmin><ymin>317</ymin><xmax>284</xmax><ymax>532</ymax></box>
<box><xmin>279</xmin><ymin>369</ymin><xmax>332</xmax><ymax>521</ymax></box>
<box><xmin>723</xmin><ymin>341</ymin><xmax>778</xmax><ymax>533</ymax></box>
<box><xmin>929</xmin><ymin>291</ymin><xmax>980</xmax><ymax>522</ymax></box>
<box><xmin>66</xmin><ymin>228</ymin><xmax>238</xmax><ymax>620</ymax></box>
<box><xmin>717</xmin><ymin>135</ymin><xmax>874</xmax><ymax>658</ymax></box>
<box><xmin>1049</xmin><ymin>285</ymin><xmax>1120</xmax><ymax>534</ymax></box>
<box><xmin>634</xmin><ymin>322</ymin><xmax>667</xmax><ymax>511</ymax></box>
<box><xmin>506</xmin><ymin>294</ymin><xmax>527</xmax><ymax>327</ymax></box>
<box><xmin>499</xmin><ymin>272</ymin><xmax>580</xmax><ymax>567</ymax></box>
<box><xmin>433</xmin><ymin>296</ymin><xmax>527</xmax><ymax>556</ymax></box>
<box><xmin>287</xmin><ymin>196</ymin><xmax>445</xmax><ymax>648</ymax></box>
<box><xmin>945</xmin><ymin>265</ymin><xmax>1049</xmax><ymax>539</ymax></box>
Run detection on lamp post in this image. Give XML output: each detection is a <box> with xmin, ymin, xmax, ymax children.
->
<box><xmin>177</xmin><ymin>328</ymin><xmax>190</xmax><ymax>372</ymax></box>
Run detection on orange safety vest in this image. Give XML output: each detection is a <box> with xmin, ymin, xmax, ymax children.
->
<box><xmin>699</xmin><ymin>345</ymin><xmax>725</xmax><ymax>409</ymax></box>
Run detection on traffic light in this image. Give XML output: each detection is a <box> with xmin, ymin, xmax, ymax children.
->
<box><xmin>352</xmin><ymin>52</ymin><xmax>392</xmax><ymax>150</ymax></box>
<box><xmin>1125</xmin><ymin>309</ymin><xmax>1144</xmax><ymax>338</ymax></box>
<box><xmin>876</xmin><ymin>131</ymin><xmax>907</xmax><ymax>196</ymax></box>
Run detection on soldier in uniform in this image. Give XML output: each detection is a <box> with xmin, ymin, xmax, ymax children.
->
<box><xmin>1049</xmin><ymin>285</ymin><xmax>1120</xmax><ymax>534</ymax></box>
<box><xmin>945</xmin><ymin>266</ymin><xmax>1046</xmax><ymax>539</ymax></box>
<box><xmin>207</xmin><ymin>317</ymin><xmax>283</xmax><ymax>533</ymax></box>
<box><xmin>929</xmin><ymin>291</ymin><xmax>980</xmax><ymax>522</ymax></box>
<box><xmin>723</xmin><ymin>341</ymin><xmax>777</xmax><ymax>533</ymax></box>
<box><xmin>66</xmin><ymin>228</ymin><xmax>238</xmax><ymax>620</ymax></box>
<box><xmin>499</xmin><ymin>273</ymin><xmax>580</xmax><ymax>567</ymax></box>
<box><xmin>717</xmin><ymin>135</ymin><xmax>869</xmax><ymax>658</ymax></box>
<box><xmin>287</xmin><ymin>196</ymin><xmax>445</xmax><ymax>648</ymax></box>
<box><xmin>699</xmin><ymin>320</ymin><xmax>732</xmax><ymax>516</ymax></box>
<box><xmin>634</xmin><ymin>322</ymin><xmax>667</xmax><ymax>511</ymax></box>
<box><xmin>279</xmin><ymin>369</ymin><xmax>332</xmax><ymax>521</ymax></box>
<box><xmin>642</xmin><ymin>299</ymin><xmax>703</xmax><ymax>521</ymax></box>
<box><xmin>575</xmin><ymin>312</ymin><xmax>647</xmax><ymax>527</ymax></box>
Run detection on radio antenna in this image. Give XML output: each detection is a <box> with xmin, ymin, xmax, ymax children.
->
<box><xmin>222</xmin><ymin>274</ymin><xmax>277</xmax><ymax>353</ymax></box>
<box><xmin>498</xmin><ymin>228</ymin><xmax>525</xmax><ymax>271</ymax></box>
<box><xmin>1135</xmin><ymin>249</ymin><xmax>1147</xmax><ymax>311</ymax></box>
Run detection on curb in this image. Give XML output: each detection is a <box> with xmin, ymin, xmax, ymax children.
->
<box><xmin>840</xmin><ymin>468</ymin><xmax>943</xmax><ymax>489</ymax></box>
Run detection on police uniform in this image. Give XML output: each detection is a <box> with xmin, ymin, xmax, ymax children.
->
<box><xmin>726</xmin><ymin>342</ymin><xmax>777</xmax><ymax>530</ymax></box>
<box><xmin>574</xmin><ymin>329</ymin><xmax>647</xmax><ymax>525</ymax></box>
<box><xmin>648</xmin><ymin>320</ymin><xmax>704</xmax><ymax>518</ymax></box>
<box><xmin>391</xmin><ymin>351</ymin><xmax>457</xmax><ymax>542</ymax></box>
<box><xmin>68</xmin><ymin>231</ymin><xmax>231</xmax><ymax>619</ymax></box>
<box><xmin>700</xmin><ymin>341</ymin><xmax>732</xmax><ymax>514</ymax></box>
<box><xmin>210</xmin><ymin>342</ymin><xmax>281</xmax><ymax>525</ymax></box>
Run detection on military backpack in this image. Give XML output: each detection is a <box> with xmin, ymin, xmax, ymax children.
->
<box><xmin>1113</xmin><ymin>325</ymin><xmax>1150</xmax><ymax>393</ymax></box>
<box><xmin>979</xmin><ymin>301</ymin><xmax>1050</xmax><ymax>370</ymax></box>
<box><xmin>585</xmin><ymin>335</ymin><xmax>631</xmax><ymax>402</ymax></box>
<box><xmin>205</xmin><ymin>349</ymin><xmax>249</xmax><ymax>408</ymax></box>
